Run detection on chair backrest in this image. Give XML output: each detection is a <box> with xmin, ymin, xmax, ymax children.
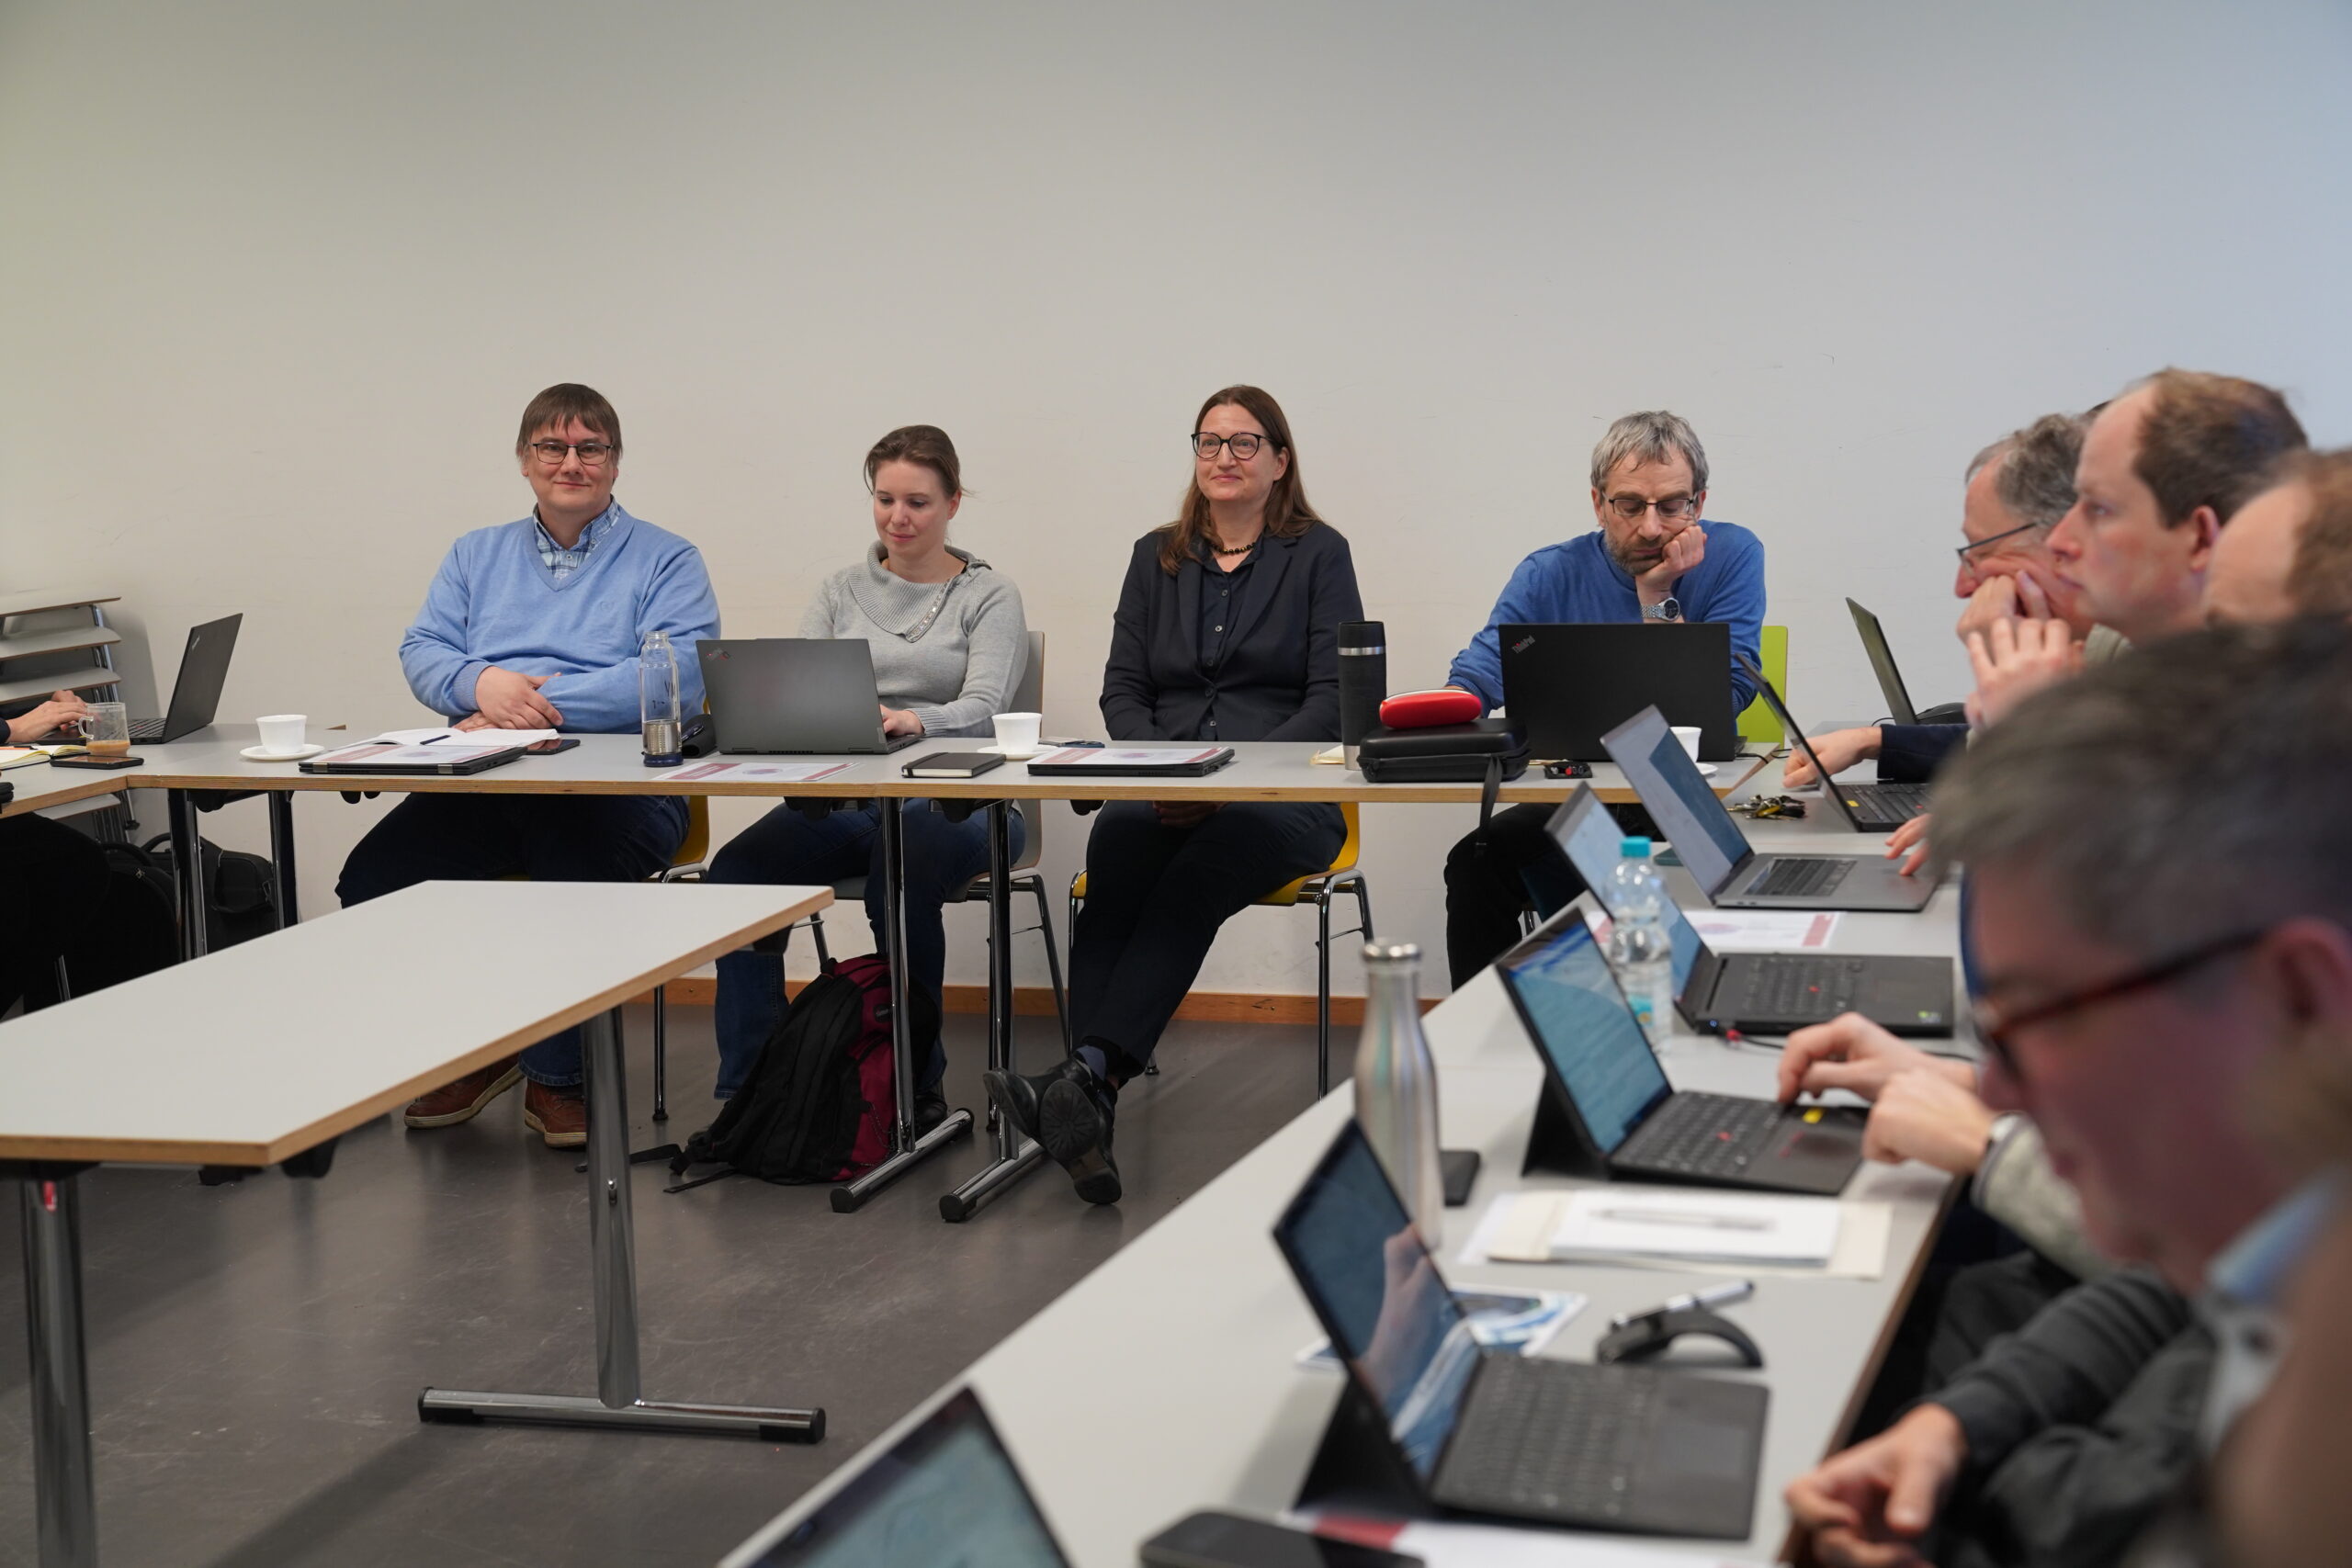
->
<box><xmin>1736</xmin><ymin>625</ymin><xmax>1790</xmax><ymax>746</ymax></box>
<box><xmin>1012</xmin><ymin>629</ymin><xmax>1045</xmax><ymax>715</ymax></box>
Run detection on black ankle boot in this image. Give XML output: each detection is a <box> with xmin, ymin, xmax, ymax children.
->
<box><xmin>981</xmin><ymin>1055</ymin><xmax>1094</xmax><ymax>1146</ymax></box>
<box><xmin>1038</xmin><ymin>1063</ymin><xmax>1120</xmax><ymax>1206</ymax></box>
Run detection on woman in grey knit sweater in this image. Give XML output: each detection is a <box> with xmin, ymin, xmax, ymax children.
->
<box><xmin>707</xmin><ymin>426</ymin><xmax>1028</xmax><ymax>1121</ymax></box>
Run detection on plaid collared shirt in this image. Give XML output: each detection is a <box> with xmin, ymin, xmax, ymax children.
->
<box><xmin>534</xmin><ymin>501</ymin><xmax>621</xmax><ymax>581</ymax></box>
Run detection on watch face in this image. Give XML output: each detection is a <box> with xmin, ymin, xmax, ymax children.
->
<box><xmin>1652</xmin><ymin>597</ymin><xmax>1680</xmax><ymax>620</ymax></box>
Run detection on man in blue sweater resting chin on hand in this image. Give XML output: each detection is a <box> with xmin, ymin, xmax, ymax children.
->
<box><xmin>336</xmin><ymin>383</ymin><xmax>720</xmax><ymax>1149</ymax></box>
<box><xmin>1439</xmin><ymin>410</ymin><xmax>1765</xmax><ymax>987</ymax></box>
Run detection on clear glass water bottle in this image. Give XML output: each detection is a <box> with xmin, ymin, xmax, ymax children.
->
<box><xmin>639</xmin><ymin>629</ymin><xmax>683</xmax><ymax>767</ymax></box>
<box><xmin>1354</xmin><ymin>942</ymin><xmax>1444</xmax><ymax>1235</ymax></box>
<box><xmin>1607</xmin><ymin>836</ymin><xmax>1676</xmax><ymax>1045</ymax></box>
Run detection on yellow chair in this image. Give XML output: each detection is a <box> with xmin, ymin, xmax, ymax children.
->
<box><xmin>1068</xmin><ymin>801</ymin><xmax>1374</xmax><ymax>1097</ymax></box>
<box><xmin>1736</xmin><ymin>625</ymin><xmax>1790</xmax><ymax>746</ymax></box>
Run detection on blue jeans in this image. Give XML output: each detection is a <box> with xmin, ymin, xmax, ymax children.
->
<box><xmin>335</xmin><ymin>791</ymin><xmax>689</xmax><ymax>1085</ymax></box>
<box><xmin>707</xmin><ymin>798</ymin><xmax>1018</xmax><ymax>1099</ymax></box>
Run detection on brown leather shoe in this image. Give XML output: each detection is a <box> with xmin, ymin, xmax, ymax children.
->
<box><xmin>523</xmin><ymin>1080</ymin><xmax>588</xmax><ymax>1149</ymax></box>
<box><xmin>404</xmin><ymin>1055</ymin><xmax>522</xmax><ymax>1128</ymax></box>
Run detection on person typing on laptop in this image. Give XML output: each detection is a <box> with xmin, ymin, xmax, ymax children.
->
<box><xmin>1437</xmin><ymin>411</ymin><xmax>1766</xmax><ymax>987</ymax></box>
<box><xmin>705</xmin><ymin>426</ymin><xmax>1027</xmax><ymax>1123</ymax></box>
<box><xmin>1787</xmin><ymin>621</ymin><xmax>2352</xmax><ymax>1568</ymax></box>
<box><xmin>334</xmin><ymin>383</ymin><xmax>719</xmax><ymax>1149</ymax></box>
<box><xmin>986</xmin><ymin>386</ymin><xmax>1362</xmax><ymax>1206</ymax></box>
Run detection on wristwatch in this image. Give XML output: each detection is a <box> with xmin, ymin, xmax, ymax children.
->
<box><xmin>1643</xmin><ymin>596</ymin><xmax>1681</xmax><ymax>623</ymax></box>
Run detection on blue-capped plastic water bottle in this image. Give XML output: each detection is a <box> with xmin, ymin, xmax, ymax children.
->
<box><xmin>1608</xmin><ymin>836</ymin><xmax>1676</xmax><ymax>1044</ymax></box>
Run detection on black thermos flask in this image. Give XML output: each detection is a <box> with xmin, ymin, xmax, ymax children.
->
<box><xmin>1338</xmin><ymin>619</ymin><xmax>1385</xmax><ymax>768</ymax></box>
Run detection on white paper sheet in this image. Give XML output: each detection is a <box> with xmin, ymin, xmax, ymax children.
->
<box><xmin>659</xmin><ymin>760</ymin><xmax>850</xmax><ymax>784</ymax></box>
<box><xmin>314</xmin><ymin>740</ymin><xmax>519</xmax><ymax>766</ymax></box>
<box><xmin>370</xmin><ymin>726</ymin><xmax>559</xmax><ymax>747</ymax></box>
<box><xmin>1682</xmin><ymin>908</ymin><xmax>1842</xmax><ymax>951</ymax></box>
<box><xmin>1465</xmin><ymin>1190</ymin><xmax>1893</xmax><ymax>1280</ymax></box>
<box><xmin>1283</xmin><ymin>1510</ymin><xmax>1764</xmax><ymax>1567</ymax></box>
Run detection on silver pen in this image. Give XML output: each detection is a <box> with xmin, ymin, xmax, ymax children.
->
<box><xmin>1610</xmin><ymin>1279</ymin><xmax>1756</xmax><ymax>1329</ymax></box>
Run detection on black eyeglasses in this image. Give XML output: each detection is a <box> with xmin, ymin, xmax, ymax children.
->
<box><xmin>1955</xmin><ymin>519</ymin><xmax>2044</xmax><ymax>565</ymax></box>
<box><xmin>527</xmin><ymin>440</ymin><xmax>616</xmax><ymax>468</ymax></box>
<box><xmin>1970</xmin><ymin>926</ymin><xmax>2268</xmax><ymax>1084</ymax></box>
<box><xmin>1193</xmin><ymin>432</ymin><xmax>1271</xmax><ymax>460</ymax></box>
<box><xmin>1604</xmin><ymin>494</ymin><xmax>1698</xmax><ymax>522</ymax></box>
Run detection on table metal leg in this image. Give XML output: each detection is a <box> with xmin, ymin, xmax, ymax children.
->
<box><xmin>266</xmin><ymin>791</ymin><xmax>299</xmax><ymax>929</ymax></box>
<box><xmin>417</xmin><ymin>1008</ymin><xmax>823</xmax><ymax>1441</ymax></box>
<box><xmin>166</xmin><ymin>790</ymin><xmax>208</xmax><ymax>962</ymax></box>
<box><xmin>19</xmin><ymin>1167</ymin><xmax>98</xmax><ymax>1568</ymax></box>
<box><xmin>941</xmin><ymin>801</ymin><xmax>1048</xmax><ymax>1223</ymax></box>
<box><xmin>831</xmin><ymin>802</ymin><xmax>972</xmax><ymax>1213</ymax></box>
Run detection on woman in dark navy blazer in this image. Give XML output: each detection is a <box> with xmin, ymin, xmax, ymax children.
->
<box><xmin>986</xmin><ymin>385</ymin><xmax>1363</xmax><ymax>1205</ymax></box>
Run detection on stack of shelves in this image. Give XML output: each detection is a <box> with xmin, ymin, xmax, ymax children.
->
<box><xmin>0</xmin><ymin>590</ymin><xmax>123</xmax><ymax>708</ymax></box>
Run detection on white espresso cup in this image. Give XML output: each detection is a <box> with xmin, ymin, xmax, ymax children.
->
<box><xmin>256</xmin><ymin>714</ymin><xmax>308</xmax><ymax>755</ymax></box>
<box><xmin>1670</xmin><ymin>725</ymin><xmax>1703</xmax><ymax>763</ymax></box>
<box><xmin>992</xmin><ymin>712</ymin><xmax>1043</xmax><ymax>755</ymax></box>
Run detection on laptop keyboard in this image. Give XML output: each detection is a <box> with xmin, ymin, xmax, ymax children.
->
<box><xmin>1443</xmin><ymin>1359</ymin><xmax>1660</xmax><ymax>1521</ymax></box>
<box><xmin>1746</xmin><ymin>957</ymin><xmax>1870</xmax><ymax>1021</ymax></box>
<box><xmin>1843</xmin><ymin>782</ymin><xmax>1931</xmax><ymax>824</ymax></box>
<box><xmin>1747</xmin><ymin>856</ymin><xmax>1849</xmax><ymax>898</ymax></box>
<box><xmin>1616</xmin><ymin>1092</ymin><xmax>1783</xmax><ymax>1178</ymax></box>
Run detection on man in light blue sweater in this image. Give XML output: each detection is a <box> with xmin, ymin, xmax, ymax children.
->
<box><xmin>336</xmin><ymin>384</ymin><xmax>720</xmax><ymax>1148</ymax></box>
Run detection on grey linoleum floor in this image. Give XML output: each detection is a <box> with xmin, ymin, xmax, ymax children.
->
<box><xmin>0</xmin><ymin>1005</ymin><xmax>1332</xmax><ymax>1567</ymax></box>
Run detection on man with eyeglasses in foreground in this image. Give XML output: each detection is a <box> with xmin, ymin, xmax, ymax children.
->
<box><xmin>334</xmin><ymin>382</ymin><xmax>720</xmax><ymax>1148</ymax></box>
<box><xmin>1438</xmin><ymin>409</ymin><xmax>1764</xmax><ymax>987</ymax></box>
<box><xmin>1785</xmin><ymin>620</ymin><xmax>2347</xmax><ymax>1568</ymax></box>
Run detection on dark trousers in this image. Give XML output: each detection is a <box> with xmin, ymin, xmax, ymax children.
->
<box><xmin>705</xmin><ymin>799</ymin><xmax>1016</xmax><ymax>1100</ymax></box>
<box><xmin>335</xmin><ymin>792</ymin><xmax>689</xmax><ymax>1085</ymax></box>
<box><xmin>1070</xmin><ymin>800</ymin><xmax>1346</xmax><ymax>1074</ymax></box>
<box><xmin>0</xmin><ymin>815</ymin><xmax>175</xmax><ymax>1012</ymax></box>
<box><xmin>1442</xmin><ymin>802</ymin><xmax>1590</xmax><ymax>988</ymax></box>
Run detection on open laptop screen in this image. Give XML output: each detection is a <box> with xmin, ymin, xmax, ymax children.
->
<box><xmin>1274</xmin><ymin>1126</ymin><xmax>1480</xmax><ymax>1483</ymax></box>
<box><xmin>749</xmin><ymin>1387</ymin><xmax>1069</xmax><ymax>1567</ymax></box>
<box><xmin>1603</xmin><ymin>707</ymin><xmax>1751</xmax><ymax>896</ymax></box>
<box><xmin>1847</xmin><ymin>599</ymin><xmax>1918</xmax><ymax>726</ymax></box>
<box><xmin>1544</xmin><ymin>787</ymin><xmax>1704</xmax><ymax>994</ymax></box>
<box><xmin>1498</xmin><ymin>919</ymin><xmax>1671</xmax><ymax>1154</ymax></box>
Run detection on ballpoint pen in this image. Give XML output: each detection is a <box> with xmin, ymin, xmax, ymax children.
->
<box><xmin>1610</xmin><ymin>1280</ymin><xmax>1757</xmax><ymax>1329</ymax></box>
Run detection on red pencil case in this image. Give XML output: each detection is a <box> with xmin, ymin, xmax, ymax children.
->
<box><xmin>1378</xmin><ymin>689</ymin><xmax>1483</xmax><ymax>728</ymax></box>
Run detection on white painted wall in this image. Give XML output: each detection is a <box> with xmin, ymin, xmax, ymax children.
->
<box><xmin>6</xmin><ymin>0</ymin><xmax>2349</xmax><ymax>1003</ymax></box>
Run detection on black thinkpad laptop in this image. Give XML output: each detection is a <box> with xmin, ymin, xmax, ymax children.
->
<box><xmin>1736</xmin><ymin>653</ymin><xmax>1931</xmax><ymax>833</ymax></box>
<box><xmin>1495</xmin><ymin>917</ymin><xmax>1868</xmax><ymax>1193</ymax></box>
<box><xmin>699</xmin><ymin>639</ymin><xmax>923</xmax><ymax>754</ymax></box>
<box><xmin>1544</xmin><ymin>786</ymin><xmax>1953</xmax><ymax>1036</ymax></box>
<box><xmin>1498</xmin><ymin>623</ymin><xmax>1741</xmax><ymax>761</ymax></box>
<box><xmin>99</xmin><ymin>613</ymin><xmax>241</xmax><ymax>743</ymax></box>
<box><xmin>1272</xmin><ymin>1121</ymin><xmax>1768</xmax><ymax>1540</ymax></box>
<box><xmin>1603</xmin><ymin>706</ymin><xmax>1939</xmax><ymax>912</ymax></box>
<box><xmin>739</xmin><ymin>1387</ymin><xmax>1070</xmax><ymax>1567</ymax></box>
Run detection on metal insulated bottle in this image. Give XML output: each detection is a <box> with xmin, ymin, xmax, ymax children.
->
<box><xmin>1338</xmin><ymin>619</ymin><xmax>1386</xmax><ymax>769</ymax></box>
<box><xmin>1353</xmin><ymin>941</ymin><xmax>1444</xmax><ymax>1235</ymax></box>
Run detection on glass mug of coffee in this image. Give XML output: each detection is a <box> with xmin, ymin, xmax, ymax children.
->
<box><xmin>78</xmin><ymin>701</ymin><xmax>130</xmax><ymax>758</ymax></box>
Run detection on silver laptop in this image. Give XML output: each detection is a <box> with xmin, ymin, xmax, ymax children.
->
<box><xmin>698</xmin><ymin>638</ymin><xmax>922</xmax><ymax>754</ymax></box>
<box><xmin>1736</xmin><ymin>651</ymin><xmax>1930</xmax><ymax>834</ymax></box>
<box><xmin>1601</xmin><ymin>705</ymin><xmax>1939</xmax><ymax>912</ymax></box>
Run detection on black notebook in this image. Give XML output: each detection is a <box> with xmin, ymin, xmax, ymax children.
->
<box><xmin>901</xmin><ymin>751</ymin><xmax>1005</xmax><ymax>779</ymax></box>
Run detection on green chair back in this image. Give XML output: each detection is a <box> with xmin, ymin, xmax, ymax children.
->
<box><xmin>1736</xmin><ymin>625</ymin><xmax>1789</xmax><ymax>745</ymax></box>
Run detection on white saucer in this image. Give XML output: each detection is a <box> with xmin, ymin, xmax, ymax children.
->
<box><xmin>242</xmin><ymin>743</ymin><xmax>324</xmax><ymax>761</ymax></box>
<box><xmin>979</xmin><ymin>742</ymin><xmax>1047</xmax><ymax>760</ymax></box>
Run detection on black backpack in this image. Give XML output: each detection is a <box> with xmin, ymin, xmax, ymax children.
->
<box><xmin>667</xmin><ymin>954</ymin><xmax>937</xmax><ymax>1190</ymax></box>
<box><xmin>134</xmin><ymin>832</ymin><xmax>279</xmax><ymax>949</ymax></box>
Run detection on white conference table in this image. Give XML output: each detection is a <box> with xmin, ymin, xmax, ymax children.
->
<box><xmin>113</xmin><ymin>728</ymin><xmax>1774</xmax><ymax>1221</ymax></box>
<box><xmin>0</xmin><ymin>880</ymin><xmax>831</xmax><ymax>1568</ymax></box>
<box><xmin>0</xmin><ymin>762</ymin><xmax>128</xmax><ymax>820</ymax></box>
<box><xmin>723</xmin><ymin>801</ymin><xmax>1967</xmax><ymax>1566</ymax></box>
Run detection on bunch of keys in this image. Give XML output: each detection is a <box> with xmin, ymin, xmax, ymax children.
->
<box><xmin>1736</xmin><ymin>794</ymin><xmax>1807</xmax><ymax>819</ymax></box>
